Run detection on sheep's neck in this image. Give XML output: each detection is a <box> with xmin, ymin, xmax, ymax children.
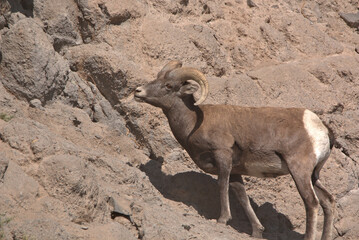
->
<box><xmin>164</xmin><ymin>96</ymin><xmax>201</xmax><ymax>149</ymax></box>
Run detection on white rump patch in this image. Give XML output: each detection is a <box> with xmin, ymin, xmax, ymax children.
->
<box><xmin>303</xmin><ymin>110</ymin><xmax>330</xmax><ymax>164</ymax></box>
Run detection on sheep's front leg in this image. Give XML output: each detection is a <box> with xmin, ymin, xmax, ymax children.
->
<box><xmin>214</xmin><ymin>149</ymin><xmax>233</xmax><ymax>224</ymax></box>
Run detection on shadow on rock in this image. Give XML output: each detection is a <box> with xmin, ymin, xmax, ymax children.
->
<box><xmin>8</xmin><ymin>0</ymin><xmax>34</xmax><ymax>17</ymax></box>
<box><xmin>140</xmin><ymin>159</ymin><xmax>304</xmax><ymax>239</ymax></box>
<box><xmin>256</xmin><ymin>202</ymin><xmax>303</xmax><ymax>240</ymax></box>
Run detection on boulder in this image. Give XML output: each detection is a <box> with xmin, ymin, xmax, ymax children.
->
<box><xmin>0</xmin><ymin>117</ymin><xmax>78</xmax><ymax>158</ymax></box>
<box><xmin>335</xmin><ymin>189</ymin><xmax>359</xmax><ymax>238</ymax></box>
<box><xmin>1</xmin><ymin>161</ymin><xmax>39</xmax><ymax>206</ymax></box>
<box><xmin>65</xmin><ymin>43</ymin><xmax>133</xmax><ymax>105</ymax></box>
<box><xmin>33</xmin><ymin>0</ymin><xmax>83</xmax><ymax>52</ymax></box>
<box><xmin>0</xmin><ymin>18</ymin><xmax>70</xmax><ymax>103</ymax></box>
<box><xmin>37</xmin><ymin>154</ymin><xmax>100</xmax><ymax>214</ymax></box>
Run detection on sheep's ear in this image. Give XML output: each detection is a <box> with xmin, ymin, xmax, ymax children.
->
<box><xmin>179</xmin><ymin>80</ymin><xmax>199</xmax><ymax>95</ymax></box>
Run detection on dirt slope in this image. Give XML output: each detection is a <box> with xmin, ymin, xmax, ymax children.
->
<box><xmin>0</xmin><ymin>0</ymin><xmax>358</xmax><ymax>239</ymax></box>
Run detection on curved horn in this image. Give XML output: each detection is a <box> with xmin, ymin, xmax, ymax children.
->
<box><xmin>168</xmin><ymin>67</ymin><xmax>209</xmax><ymax>105</ymax></box>
<box><xmin>157</xmin><ymin>60</ymin><xmax>183</xmax><ymax>79</ymax></box>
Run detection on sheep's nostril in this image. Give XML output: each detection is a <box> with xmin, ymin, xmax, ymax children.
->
<box><xmin>135</xmin><ymin>87</ymin><xmax>142</xmax><ymax>93</ymax></box>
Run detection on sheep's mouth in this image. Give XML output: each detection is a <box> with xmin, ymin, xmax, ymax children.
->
<box><xmin>134</xmin><ymin>95</ymin><xmax>145</xmax><ymax>102</ymax></box>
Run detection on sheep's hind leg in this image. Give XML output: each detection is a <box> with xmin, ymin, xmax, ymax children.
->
<box><xmin>312</xmin><ymin>179</ymin><xmax>335</xmax><ymax>240</ymax></box>
<box><xmin>311</xmin><ymin>158</ymin><xmax>335</xmax><ymax>240</ymax></box>
<box><xmin>288</xmin><ymin>162</ymin><xmax>319</xmax><ymax>240</ymax></box>
<box><xmin>230</xmin><ymin>174</ymin><xmax>264</xmax><ymax>238</ymax></box>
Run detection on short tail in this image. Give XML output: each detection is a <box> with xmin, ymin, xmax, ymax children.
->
<box><xmin>323</xmin><ymin>122</ymin><xmax>335</xmax><ymax>149</ymax></box>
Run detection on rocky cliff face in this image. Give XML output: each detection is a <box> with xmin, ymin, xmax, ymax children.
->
<box><xmin>0</xmin><ymin>0</ymin><xmax>358</xmax><ymax>239</ymax></box>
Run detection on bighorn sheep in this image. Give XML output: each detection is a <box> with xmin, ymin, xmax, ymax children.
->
<box><xmin>134</xmin><ymin>61</ymin><xmax>335</xmax><ymax>240</ymax></box>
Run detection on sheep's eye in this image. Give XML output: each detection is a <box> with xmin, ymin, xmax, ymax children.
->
<box><xmin>165</xmin><ymin>84</ymin><xmax>172</xmax><ymax>90</ymax></box>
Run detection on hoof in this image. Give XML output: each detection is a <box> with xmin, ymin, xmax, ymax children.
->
<box><xmin>217</xmin><ymin>215</ymin><xmax>231</xmax><ymax>224</ymax></box>
<box><xmin>251</xmin><ymin>226</ymin><xmax>265</xmax><ymax>239</ymax></box>
<box><xmin>251</xmin><ymin>231</ymin><xmax>263</xmax><ymax>239</ymax></box>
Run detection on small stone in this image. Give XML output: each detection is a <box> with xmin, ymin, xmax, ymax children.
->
<box><xmin>340</xmin><ymin>12</ymin><xmax>359</xmax><ymax>28</ymax></box>
<box><xmin>29</xmin><ymin>99</ymin><xmax>43</xmax><ymax>109</ymax></box>
<box><xmin>355</xmin><ymin>46</ymin><xmax>359</xmax><ymax>54</ymax></box>
<box><xmin>202</xmin><ymin>4</ymin><xmax>210</xmax><ymax>14</ymax></box>
<box><xmin>72</xmin><ymin>117</ymin><xmax>81</xmax><ymax>127</ymax></box>
<box><xmin>182</xmin><ymin>224</ymin><xmax>191</xmax><ymax>231</ymax></box>
<box><xmin>116</xmin><ymin>147</ymin><xmax>121</xmax><ymax>154</ymax></box>
<box><xmin>81</xmin><ymin>226</ymin><xmax>88</xmax><ymax>230</ymax></box>
<box><xmin>265</xmin><ymin>16</ymin><xmax>271</xmax><ymax>23</ymax></box>
<box><xmin>109</xmin><ymin>196</ymin><xmax>132</xmax><ymax>220</ymax></box>
<box><xmin>69</xmin><ymin>63</ymin><xmax>78</xmax><ymax>72</ymax></box>
<box><xmin>247</xmin><ymin>0</ymin><xmax>257</xmax><ymax>8</ymax></box>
